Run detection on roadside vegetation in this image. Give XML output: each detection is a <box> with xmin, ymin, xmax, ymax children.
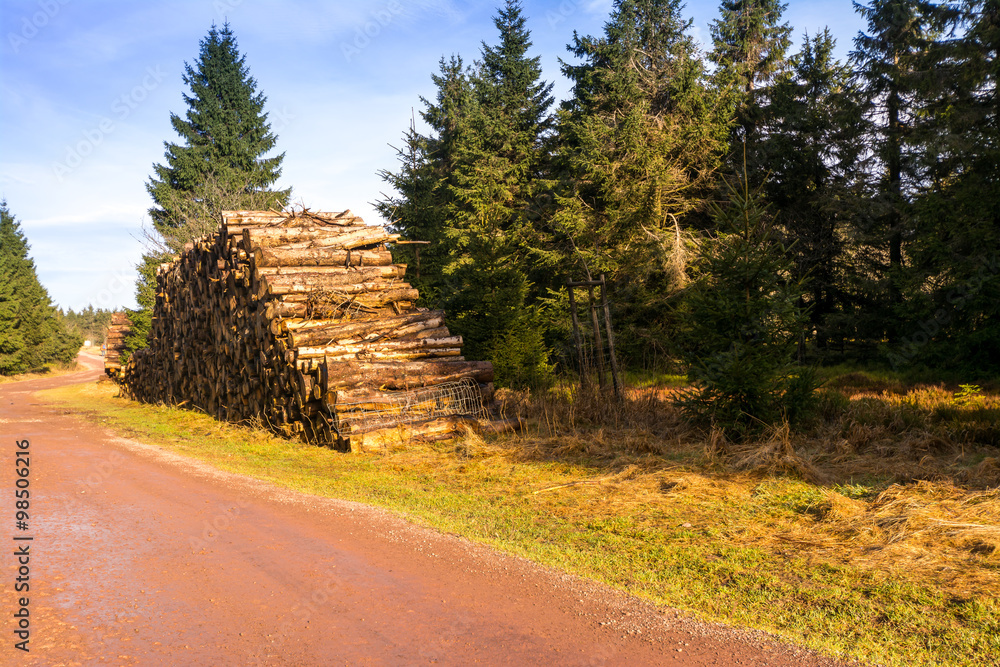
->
<box><xmin>40</xmin><ymin>368</ymin><xmax>1000</xmax><ymax>667</ymax></box>
<box><xmin>0</xmin><ymin>201</ymin><xmax>82</xmax><ymax>376</ymax></box>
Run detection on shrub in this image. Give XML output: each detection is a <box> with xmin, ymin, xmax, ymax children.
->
<box><xmin>675</xmin><ymin>178</ymin><xmax>817</xmax><ymax>439</ymax></box>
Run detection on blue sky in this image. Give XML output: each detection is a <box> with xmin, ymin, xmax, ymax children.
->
<box><xmin>0</xmin><ymin>0</ymin><xmax>865</xmax><ymax>311</ymax></box>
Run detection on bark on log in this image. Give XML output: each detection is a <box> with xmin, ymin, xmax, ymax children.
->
<box><xmin>265</xmin><ymin>275</ymin><xmax>412</xmax><ymax>296</ymax></box>
<box><xmin>242</xmin><ymin>226</ymin><xmax>370</xmax><ymax>249</ymax></box>
<box><xmin>254</xmin><ymin>247</ymin><xmax>393</xmax><ymax>267</ymax></box>
<box><xmin>285</xmin><ymin>310</ymin><xmax>443</xmax><ymax>339</ymax></box>
<box><xmin>272</xmin><ymin>289</ymin><xmax>419</xmax><ymax>318</ymax></box>
<box><xmin>296</xmin><ymin>336</ymin><xmax>462</xmax><ymax>360</ymax></box>
<box><xmin>322</xmin><ymin>360</ymin><xmax>494</xmax><ymax>390</ymax></box>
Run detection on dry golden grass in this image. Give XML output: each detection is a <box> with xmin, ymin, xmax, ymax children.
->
<box><xmin>493</xmin><ymin>379</ymin><xmax>1000</xmax><ymax>601</ymax></box>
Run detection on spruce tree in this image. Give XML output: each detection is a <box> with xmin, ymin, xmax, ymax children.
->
<box><xmin>377</xmin><ymin>56</ymin><xmax>477</xmax><ymax>304</ymax></box>
<box><xmin>902</xmin><ymin>0</ymin><xmax>1000</xmax><ymax>370</ymax></box>
<box><xmin>123</xmin><ymin>251</ymin><xmax>169</xmax><ymax>364</ymax></box>
<box><xmin>710</xmin><ymin>0</ymin><xmax>793</xmax><ymax>94</ymax></box>
<box><xmin>147</xmin><ymin>22</ymin><xmax>289</xmax><ymax>249</ymax></box>
<box><xmin>556</xmin><ymin>0</ymin><xmax>727</xmax><ymax>280</ymax></box>
<box><xmin>849</xmin><ymin>0</ymin><xmax>934</xmax><ymax>344</ymax></box>
<box><xmin>553</xmin><ymin>0</ymin><xmax>729</xmax><ymax>361</ymax></box>
<box><xmin>380</xmin><ymin>2</ymin><xmax>556</xmax><ymax>387</ymax></box>
<box><xmin>676</xmin><ymin>179</ymin><xmax>814</xmax><ymax>438</ymax></box>
<box><xmin>709</xmin><ymin>0</ymin><xmax>792</xmax><ymax>159</ymax></box>
<box><xmin>0</xmin><ymin>201</ymin><xmax>81</xmax><ymax>374</ymax></box>
<box><xmin>0</xmin><ymin>205</ymin><xmax>26</xmax><ymax>374</ymax></box>
<box><xmin>757</xmin><ymin>30</ymin><xmax>867</xmax><ymax>352</ymax></box>
<box><xmin>442</xmin><ymin>0</ymin><xmax>556</xmax><ymax>387</ymax></box>
<box><xmin>131</xmin><ymin>23</ymin><xmax>289</xmax><ymax>360</ymax></box>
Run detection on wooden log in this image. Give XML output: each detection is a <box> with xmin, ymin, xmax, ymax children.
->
<box><xmin>256</xmin><ymin>265</ymin><xmax>405</xmax><ymax>278</ymax></box>
<box><xmin>315</xmin><ymin>227</ymin><xmax>398</xmax><ymax>250</ymax></box>
<box><xmin>223</xmin><ymin>210</ymin><xmax>364</xmax><ymax>233</ymax></box>
<box><xmin>241</xmin><ymin>226</ymin><xmax>370</xmax><ymax>249</ymax></box>
<box><xmin>272</xmin><ymin>289</ymin><xmax>419</xmax><ymax>318</ymax></box>
<box><xmin>299</xmin><ymin>324</ymin><xmax>453</xmax><ymax>348</ymax></box>
<box><xmin>284</xmin><ymin>308</ymin><xmax>440</xmax><ymax>333</ymax></box>
<box><xmin>310</xmin><ymin>349</ymin><xmax>462</xmax><ymax>363</ymax></box>
<box><xmin>296</xmin><ymin>336</ymin><xmax>462</xmax><ymax>360</ymax></box>
<box><xmin>254</xmin><ymin>247</ymin><xmax>393</xmax><ymax>267</ymax></box>
<box><xmin>322</xmin><ymin>360</ymin><xmax>494</xmax><ymax>390</ymax></box>
<box><xmin>283</xmin><ymin>310</ymin><xmax>442</xmax><ymax>342</ymax></box>
<box><xmin>265</xmin><ymin>274</ymin><xmax>412</xmax><ymax>296</ymax></box>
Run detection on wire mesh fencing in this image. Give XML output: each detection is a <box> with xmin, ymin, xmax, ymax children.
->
<box><xmin>333</xmin><ymin>378</ymin><xmax>486</xmax><ymax>435</ymax></box>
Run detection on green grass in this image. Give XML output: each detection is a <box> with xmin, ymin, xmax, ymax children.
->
<box><xmin>37</xmin><ymin>380</ymin><xmax>1000</xmax><ymax>667</ymax></box>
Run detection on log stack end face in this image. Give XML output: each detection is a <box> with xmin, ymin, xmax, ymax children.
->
<box><xmin>121</xmin><ymin>209</ymin><xmax>494</xmax><ymax>451</ymax></box>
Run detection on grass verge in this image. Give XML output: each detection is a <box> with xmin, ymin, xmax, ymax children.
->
<box><xmin>38</xmin><ymin>377</ymin><xmax>1000</xmax><ymax>667</ymax></box>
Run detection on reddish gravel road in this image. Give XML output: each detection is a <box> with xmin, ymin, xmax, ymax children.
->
<box><xmin>0</xmin><ymin>354</ymin><xmax>856</xmax><ymax>666</ymax></box>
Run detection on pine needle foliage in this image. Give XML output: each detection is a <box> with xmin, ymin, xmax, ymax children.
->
<box><xmin>0</xmin><ymin>201</ymin><xmax>81</xmax><ymax>374</ymax></box>
<box><xmin>146</xmin><ymin>22</ymin><xmax>289</xmax><ymax>249</ymax></box>
<box><xmin>675</xmin><ymin>177</ymin><xmax>816</xmax><ymax>439</ymax></box>
<box><xmin>130</xmin><ymin>23</ymin><xmax>289</xmax><ymax>361</ymax></box>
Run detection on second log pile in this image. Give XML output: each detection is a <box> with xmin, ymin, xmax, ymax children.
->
<box><xmin>103</xmin><ymin>312</ymin><xmax>132</xmax><ymax>380</ymax></box>
<box><xmin>122</xmin><ymin>209</ymin><xmax>494</xmax><ymax>450</ymax></box>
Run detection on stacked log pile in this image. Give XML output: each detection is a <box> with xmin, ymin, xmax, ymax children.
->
<box><xmin>121</xmin><ymin>209</ymin><xmax>494</xmax><ymax>451</ymax></box>
<box><xmin>103</xmin><ymin>312</ymin><xmax>132</xmax><ymax>380</ymax></box>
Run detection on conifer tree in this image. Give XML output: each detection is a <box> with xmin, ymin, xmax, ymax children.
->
<box><xmin>552</xmin><ymin>0</ymin><xmax>729</xmax><ymax>360</ymax></box>
<box><xmin>0</xmin><ymin>201</ymin><xmax>81</xmax><ymax>374</ymax></box>
<box><xmin>849</xmin><ymin>0</ymin><xmax>934</xmax><ymax>343</ymax></box>
<box><xmin>556</xmin><ymin>0</ymin><xmax>727</xmax><ymax>281</ymax></box>
<box><xmin>380</xmin><ymin>2</ymin><xmax>555</xmax><ymax>386</ymax></box>
<box><xmin>441</xmin><ymin>0</ymin><xmax>556</xmax><ymax>386</ymax></box>
<box><xmin>709</xmin><ymin>0</ymin><xmax>792</xmax><ymax>157</ymax></box>
<box><xmin>130</xmin><ymin>23</ymin><xmax>289</xmax><ymax>360</ymax></box>
<box><xmin>147</xmin><ymin>22</ymin><xmax>289</xmax><ymax>249</ymax></box>
<box><xmin>902</xmin><ymin>0</ymin><xmax>1000</xmax><ymax>370</ymax></box>
<box><xmin>0</xmin><ymin>206</ymin><xmax>26</xmax><ymax>374</ymax></box>
<box><xmin>757</xmin><ymin>30</ymin><xmax>867</xmax><ymax>350</ymax></box>
<box><xmin>676</xmin><ymin>179</ymin><xmax>814</xmax><ymax>438</ymax></box>
<box><xmin>710</xmin><ymin>0</ymin><xmax>793</xmax><ymax>93</ymax></box>
<box><xmin>377</xmin><ymin>56</ymin><xmax>477</xmax><ymax>304</ymax></box>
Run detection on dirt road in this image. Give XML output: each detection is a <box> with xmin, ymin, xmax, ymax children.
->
<box><xmin>0</xmin><ymin>355</ymin><xmax>852</xmax><ymax>666</ymax></box>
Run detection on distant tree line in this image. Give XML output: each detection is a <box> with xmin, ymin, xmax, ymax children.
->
<box><xmin>379</xmin><ymin>0</ymin><xmax>1000</xmax><ymax>387</ymax></box>
<box><xmin>60</xmin><ymin>306</ymin><xmax>115</xmax><ymax>344</ymax></box>
<box><xmin>0</xmin><ymin>201</ymin><xmax>81</xmax><ymax>375</ymax></box>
